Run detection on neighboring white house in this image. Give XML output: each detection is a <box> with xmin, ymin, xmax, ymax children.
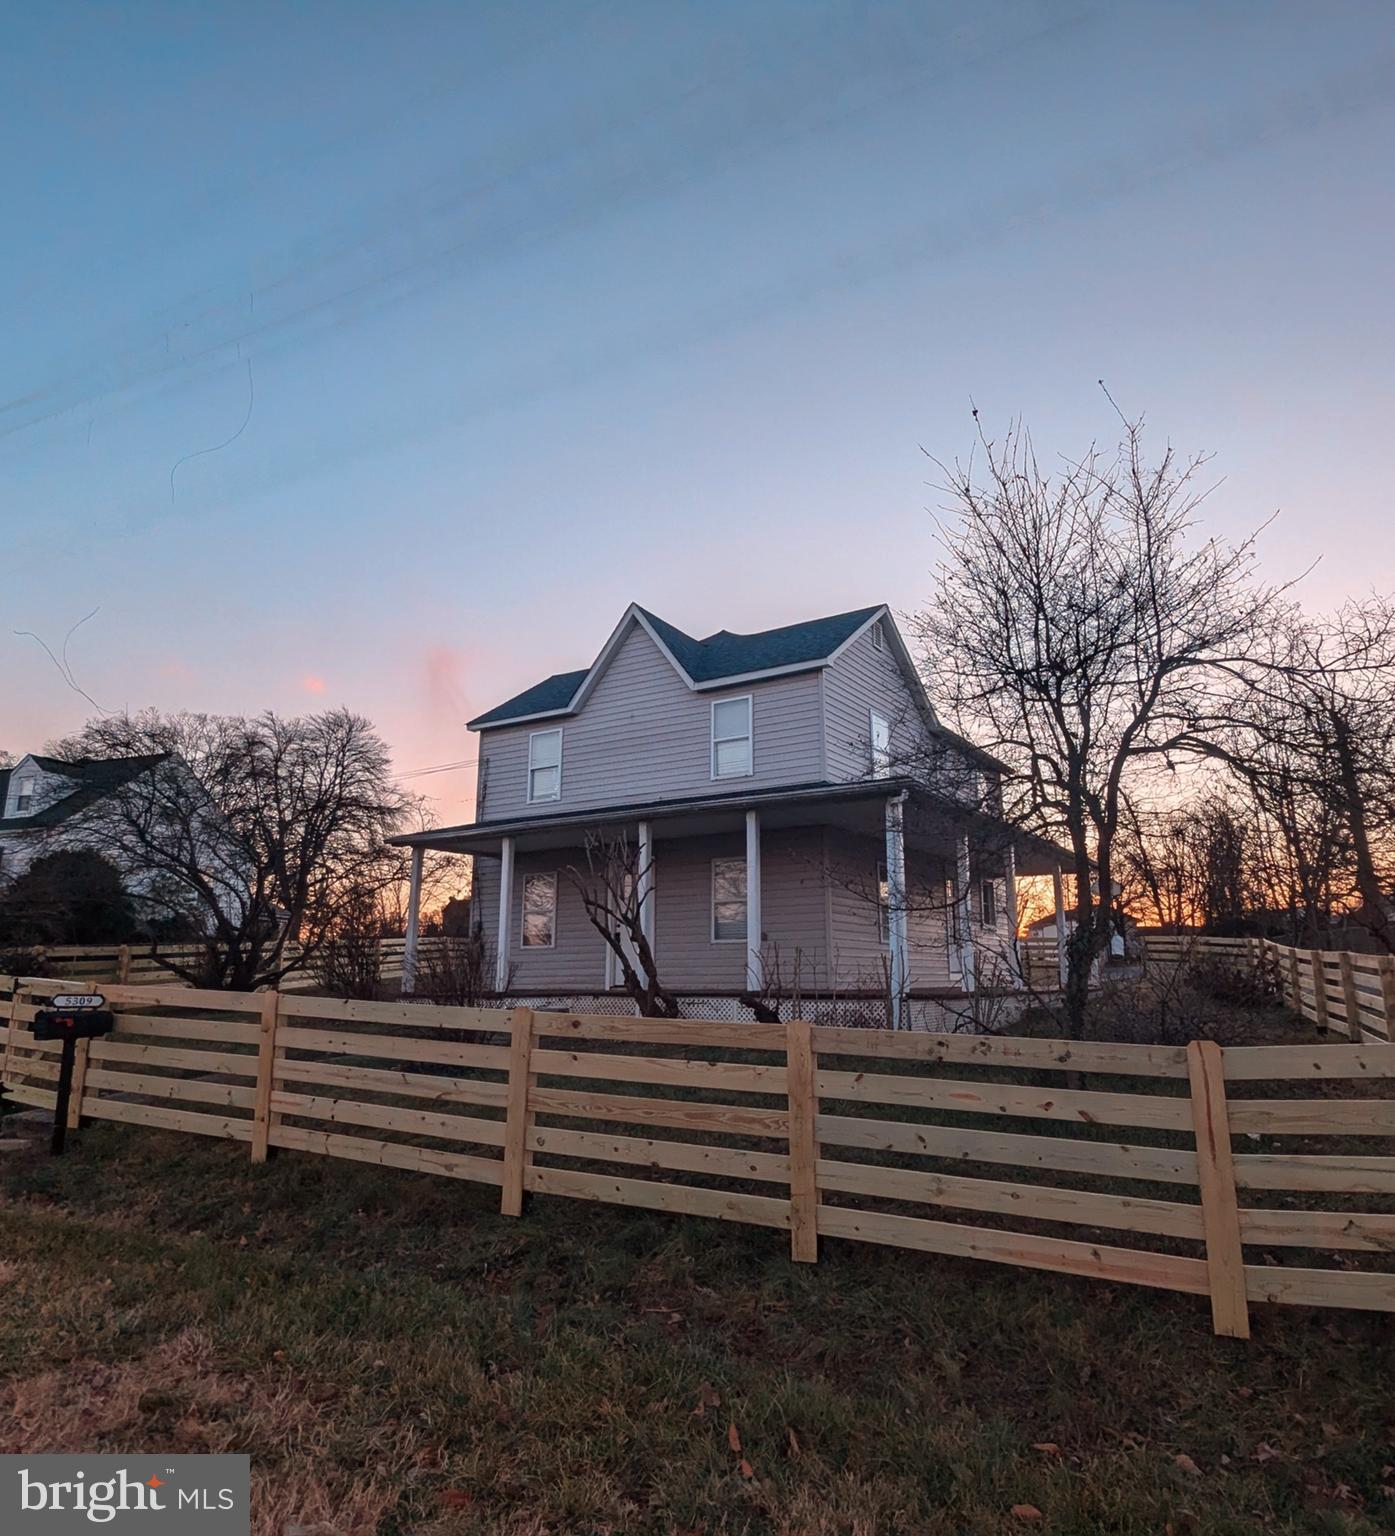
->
<box><xmin>0</xmin><ymin>754</ymin><xmax>173</xmax><ymax>884</ymax></box>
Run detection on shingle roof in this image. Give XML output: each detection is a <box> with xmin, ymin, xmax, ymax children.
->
<box><xmin>468</xmin><ymin>605</ymin><xmax>883</xmax><ymax>727</ymax></box>
<box><xmin>0</xmin><ymin>754</ymin><xmax>169</xmax><ymax>833</ymax></box>
<box><xmin>468</xmin><ymin>670</ymin><xmax>590</xmax><ymax>729</ymax></box>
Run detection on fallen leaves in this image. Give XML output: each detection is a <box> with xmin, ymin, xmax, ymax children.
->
<box><xmin>1010</xmin><ymin>1504</ymin><xmax>1043</xmax><ymax>1522</ymax></box>
<box><xmin>726</xmin><ymin>1421</ymin><xmax>753</xmax><ymax>1480</ymax></box>
<box><xmin>1174</xmin><ymin>1453</ymin><xmax>1203</xmax><ymax>1477</ymax></box>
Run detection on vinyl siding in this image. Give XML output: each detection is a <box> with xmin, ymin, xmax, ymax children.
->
<box><xmin>822</xmin><ymin>627</ymin><xmax>931</xmax><ymax>783</ymax></box>
<box><xmin>474</xmin><ymin>825</ymin><xmax>832</xmax><ymax>991</ymax></box>
<box><xmin>824</xmin><ymin>829</ymin><xmax>955</xmax><ymax>990</ymax></box>
<box><xmin>475</xmin><ymin>623</ymin><xmax>824</xmax><ymax>821</ymax></box>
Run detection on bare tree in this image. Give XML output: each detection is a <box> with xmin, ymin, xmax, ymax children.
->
<box><xmin>913</xmin><ymin>409</ymin><xmax>1282</xmax><ymax>1033</ymax></box>
<box><xmin>49</xmin><ymin>708</ymin><xmax>416</xmax><ymax>990</ymax></box>
<box><xmin>1185</xmin><ymin>599</ymin><xmax>1395</xmax><ymax>949</ymax></box>
<box><xmin>1116</xmin><ymin>788</ymin><xmax>1256</xmax><ymax>934</ymax></box>
<box><xmin>561</xmin><ymin>830</ymin><xmax>680</xmax><ymax>1017</ymax></box>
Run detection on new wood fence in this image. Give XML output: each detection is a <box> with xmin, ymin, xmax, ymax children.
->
<box><xmin>4</xmin><ymin>976</ymin><xmax>1394</xmax><ymax>1337</ymax></box>
<box><xmin>7</xmin><ymin>937</ymin><xmax>460</xmax><ymax>991</ymax></box>
<box><xmin>1141</xmin><ymin>934</ymin><xmax>1395</xmax><ymax>1043</ymax></box>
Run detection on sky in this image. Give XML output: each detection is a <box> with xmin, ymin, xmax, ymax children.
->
<box><xmin>2</xmin><ymin>0</ymin><xmax>1393</xmax><ymax>827</ymax></box>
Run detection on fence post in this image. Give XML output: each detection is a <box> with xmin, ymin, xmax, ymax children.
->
<box><xmin>66</xmin><ymin>1038</ymin><xmax>92</xmax><ymax>1130</ymax></box>
<box><xmin>501</xmin><ymin>1008</ymin><xmax>536</xmax><ymax>1217</ymax></box>
<box><xmin>1308</xmin><ymin>951</ymin><xmax>1330</xmax><ymax>1034</ymax></box>
<box><xmin>1338</xmin><ymin>952</ymin><xmax>1362</xmax><ymax>1042</ymax></box>
<box><xmin>1286</xmin><ymin>948</ymin><xmax>1302</xmax><ymax>1017</ymax></box>
<box><xmin>1185</xmin><ymin>1040</ymin><xmax>1249</xmax><ymax>1339</ymax></box>
<box><xmin>3</xmin><ymin>983</ymin><xmax>21</xmax><ymax>1089</ymax></box>
<box><xmin>251</xmin><ymin>989</ymin><xmax>281</xmax><ymax>1164</ymax></box>
<box><xmin>116</xmin><ymin>945</ymin><xmax>132</xmax><ymax>985</ymax></box>
<box><xmin>1379</xmin><ymin>956</ymin><xmax>1395</xmax><ymax>1043</ymax></box>
<box><xmin>785</xmin><ymin>1016</ymin><xmax>819</xmax><ymax>1264</ymax></box>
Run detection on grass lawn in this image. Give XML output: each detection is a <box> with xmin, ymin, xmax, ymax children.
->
<box><xmin>2</xmin><ymin>1118</ymin><xmax>1394</xmax><ymax>1536</ymax></box>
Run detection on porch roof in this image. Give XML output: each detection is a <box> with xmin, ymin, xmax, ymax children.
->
<box><xmin>392</xmin><ymin>779</ymin><xmax>1070</xmax><ymax>873</ymax></box>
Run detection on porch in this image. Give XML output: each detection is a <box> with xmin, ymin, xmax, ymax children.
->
<box><xmin>392</xmin><ymin>779</ymin><xmax>1072</xmax><ymax>1020</ymax></box>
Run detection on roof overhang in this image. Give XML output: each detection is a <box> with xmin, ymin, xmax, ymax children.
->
<box><xmin>392</xmin><ymin>777</ymin><xmax>1071</xmax><ymax>867</ymax></box>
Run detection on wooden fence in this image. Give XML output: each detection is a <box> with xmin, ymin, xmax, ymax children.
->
<box><xmin>6</xmin><ymin>937</ymin><xmax>462</xmax><ymax>992</ymax></box>
<box><xmin>4</xmin><ymin>975</ymin><xmax>1395</xmax><ymax>1337</ymax></box>
<box><xmin>1141</xmin><ymin>934</ymin><xmax>1395</xmax><ymax>1043</ymax></box>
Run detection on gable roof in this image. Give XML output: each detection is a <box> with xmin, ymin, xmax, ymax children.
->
<box><xmin>0</xmin><ymin>754</ymin><xmax>169</xmax><ymax>833</ymax></box>
<box><xmin>469</xmin><ymin>603</ymin><xmax>885</xmax><ymax>728</ymax></box>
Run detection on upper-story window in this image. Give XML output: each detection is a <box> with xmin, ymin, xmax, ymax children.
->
<box><xmin>711</xmin><ymin>695</ymin><xmax>753</xmax><ymax>779</ymax></box>
<box><xmin>527</xmin><ymin>729</ymin><xmax>562</xmax><ymax>803</ymax></box>
<box><xmin>13</xmin><ymin>776</ymin><xmax>35</xmax><ymax>813</ymax></box>
<box><xmin>980</xmin><ymin>879</ymin><xmax>997</xmax><ymax>927</ymax></box>
<box><xmin>869</xmin><ymin>711</ymin><xmax>891</xmax><ymax>778</ymax></box>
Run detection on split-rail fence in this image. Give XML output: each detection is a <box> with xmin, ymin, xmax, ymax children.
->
<box><xmin>4</xmin><ymin>975</ymin><xmax>1394</xmax><ymax>1338</ymax></box>
<box><xmin>1140</xmin><ymin>934</ymin><xmax>1395</xmax><ymax>1042</ymax></box>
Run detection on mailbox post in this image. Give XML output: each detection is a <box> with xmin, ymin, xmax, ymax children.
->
<box><xmin>31</xmin><ymin>994</ymin><xmax>115</xmax><ymax>1155</ymax></box>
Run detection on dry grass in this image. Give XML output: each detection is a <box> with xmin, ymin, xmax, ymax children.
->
<box><xmin>2</xmin><ymin>1110</ymin><xmax>1394</xmax><ymax>1536</ymax></box>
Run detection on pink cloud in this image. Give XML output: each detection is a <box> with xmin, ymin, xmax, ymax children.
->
<box><xmin>301</xmin><ymin>674</ymin><xmax>327</xmax><ymax>695</ymax></box>
<box><xmin>424</xmin><ymin>646</ymin><xmax>469</xmax><ymax>715</ymax></box>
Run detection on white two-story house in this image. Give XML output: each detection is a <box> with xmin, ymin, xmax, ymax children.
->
<box><xmin>394</xmin><ymin>603</ymin><xmax>1067</xmax><ymax>1022</ymax></box>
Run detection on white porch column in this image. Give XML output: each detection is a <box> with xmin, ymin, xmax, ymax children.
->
<box><xmin>637</xmin><ymin>820</ymin><xmax>655</xmax><ymax>955</ymax></box>
<box><xmin>745</xmin><ymin>810</ymin><xmax>762</xmax><ymax>990</ymax></box>
<box><xmin>1004</xmin><ymin>842</ymin><xmax>1021</xmax><ymax>987</ymax></box>
<box><xmin>495</xmin><ymin>836</ymin><xmax>515</xmax><ymax>993</ymax></box>
<box><xmin>1052</xmin><ymin>861</ymin><xmax>1068</xmax><ymax>988</ymax></box>
<box><xmin>884</xmin><ymin>793</ymin><xmax>909</xmax><ymax>1028</ymax></box>
<box><xmin>956</xmin><ymin>833</ymin><xmax>975</xmax><ymax>994</ymax></box>
<box><xmin>401</xmin><ymin>845</ymin><xmax>424</xmax><ymax>995</ymax></box>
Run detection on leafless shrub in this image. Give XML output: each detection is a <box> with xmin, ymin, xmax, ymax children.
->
<box><xmin>308</xmin><ymin>892</ymin><xmax>383</xmax><ymax>1001</ymax></box>
<box><xmin>562</xmin><ymin>831</ymin><xmax>679</xmax><ymax>1017</ymax></box>
<box><xmin>410</xmin><ymin>927</ymin><xmax>511</xmax><ymax>1007</ymax></box>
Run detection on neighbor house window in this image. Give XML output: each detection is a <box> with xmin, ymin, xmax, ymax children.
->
<box><xmin>711</xmin><ymin>696</ymin><xmax>753</xmax><ymax>779</ymax></box>
<box><xmin>871</xmin><ymin>619</ymin><xmax>884</xmax><ymax>650</ymax></box>
<box><xmin>521</xmin><ymin>872</ymin><xmax>557</xmax><ymax>947</ymax></box>
<box><xmin>14</xmin><ymin>776</ymin><xmax>34</xmax><ymax>813</ymax></box>
<box><xmin>711</xmin><ymin>857</ymin><xmax>747</xmax><ymax>941</ymax></box>
<box><xmin>878</xmin><ymin>861</ymin><xmax>890</xmax><ymax>944</ymax></box>
<box><xmin>527</xmin><ymin>729</ymin><xmax>562</xmax><ymax>803</ymax></box>
<box><xmin>980</xmin><ymin>879</ymin><xmax>997</xmax><ymax>927</ymax></box>
<box><xmin>869</xmin><ymin>711</ymin><xmax>891</xmax><ymax>778</ymax></box>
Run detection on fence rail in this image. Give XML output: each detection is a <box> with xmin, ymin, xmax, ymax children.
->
<box><xmin>2</xmin><ymin>937</ymin><xmax>464</xmax><ymax>991</ymax></box>
<box><xmin>1140</xmin><ymin>934</ymin><xmax>1395</xmax><ymax>1043</ymax></box>
<box><xmin>4</xmin><ymin>975</ymin><xmax>1394</xmax><ymax>1337</ymax></box>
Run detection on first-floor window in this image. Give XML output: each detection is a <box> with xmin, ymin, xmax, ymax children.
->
<box><xmin>980</xmin><ymin>879</ymin><xmax>997</xmax><ymax>927</ymax></box>
<box><xmin>521</xmin><ymin>872</ymin><xmax>557</xmax><ymax>947</ymax></box>
<box><xmin>711</xmin><ymin>856</ymin><xmax>747</xmax><ymax>941</ymax></box>
<box><xmin>877</xmin><ymin>860</ymin><xmax>890</xmax><ymax>943</ymax></box>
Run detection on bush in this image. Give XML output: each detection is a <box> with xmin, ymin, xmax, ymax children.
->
<box><xmin>0</xmin><ymin>850</ymin><xmax>138</xmax><ymax>946</ymax></box>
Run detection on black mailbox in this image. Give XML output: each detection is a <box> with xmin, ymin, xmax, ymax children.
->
<box><xmin>28</xmin><ymin>994</ymin><xmax>115</xmax><ymax>1154</ymax></box>
<box><xmin>32</xmin><ymin>1008</ymin><xmax>116</xmax><ymax>1042</ymax></box>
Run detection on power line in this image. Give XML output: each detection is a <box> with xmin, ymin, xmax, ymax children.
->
<box><xmin>394</xmin><ymin>757</ymin><xmax>478</xmax><ymax>780</ymax></box>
